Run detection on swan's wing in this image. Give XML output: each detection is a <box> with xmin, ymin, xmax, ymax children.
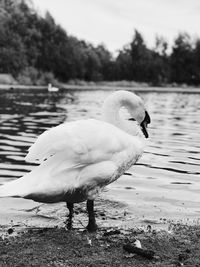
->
<box><xmin>0</xmin><ymin>159</ymin><xmax>118</xmax><ymax>200</ymax></box>
<box><xmin>0</xmin><ymin>120</ymin><xmax>144</xmax><ymax>200</ymax></box>
<box><xmin>25</xmin><ymin>119</ymin><xmax>129</xmax><ymax>165</ymax></box>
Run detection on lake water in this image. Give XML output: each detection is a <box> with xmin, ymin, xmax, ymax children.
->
<box><xmin>0</xmin><ymin>89</ymin><xmax>200</xmax><ymax>228</ymax></box>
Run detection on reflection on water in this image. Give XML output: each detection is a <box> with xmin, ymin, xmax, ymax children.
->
<box><xmin>0</xmin><ymin>89</ymin><xmax>200</xmax><ymax>220</ymax></box>
<box><xmin>143</xmin><ymin>93</ymin><xmax>200</xmax><ymax>176</ymax></box>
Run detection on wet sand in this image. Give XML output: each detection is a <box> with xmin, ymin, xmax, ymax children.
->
<box><xmin>0</xmin><ymin>171</ymin><xmax>200</xmax><ymax>232</ymax></box>
<box><xmin>0</xmin><ymin>176</ymin><xmax>200</xmax><ymax>266</ymax></box>
<box><xmin>0</xmin><ymin>184</ymin><xmax>199</xmax><ymax>234</ymax></box>
<box><xmin>1</xmin><ymin>196</ymin><xmax>200</xmax><ymax>266</ymax></box>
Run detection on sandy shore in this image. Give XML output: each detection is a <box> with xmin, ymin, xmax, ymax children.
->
<box><xmin>1</xmin><ymin>197</ymin><xmax>200</xmax><ymax>266</ymax></box>
<box><xmin>1</xmin><ymin>225</ymin><xmax>200</xmax><ymax>267</ymax></box>
<box><xmin>0</xmin><ymin>179</ymin><xmax>200</xmax><ymax>266</ymax></box>
<box><xmin>0</xmin><ymin>188</ymin><xmax>199</xmax><ymax>234</ymax></box>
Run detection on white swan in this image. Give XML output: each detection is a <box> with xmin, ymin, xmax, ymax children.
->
<box><xmin>0</xmin><ymin>90</ymin><xmax>150</xmax><ymax>231</ymax></box>
<box><xmin>48</xmin><ymin>83</ymin><xmax>59</xmax><ymax>92</ymax></box>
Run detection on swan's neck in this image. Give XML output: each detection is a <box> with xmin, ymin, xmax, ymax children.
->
<box><xmin>102</xmin><ymin>93</ymin><xmax>142</xmax><ymax>137</ymax></box>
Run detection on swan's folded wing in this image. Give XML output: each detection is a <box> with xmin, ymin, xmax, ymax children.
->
<box><xmin>25</xmin><ymin>121</ymin><xmax>85</xmax><ymax>163</ymax></box>
<box><xmin>25</xmin><ymin>119</ymin><xmax>127</xmax><ymax>165</ymax></box>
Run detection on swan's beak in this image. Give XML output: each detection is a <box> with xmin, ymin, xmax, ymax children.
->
<box><xmin>140</xmin><ymin>111</ymin><xmax>151</xmax><ymax>138</ymax></box>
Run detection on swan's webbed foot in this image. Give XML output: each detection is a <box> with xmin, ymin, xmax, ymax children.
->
<box><xmin>86</xmin><ymin>200</ymin><xmax>98</xmax><ymax>232</ymax></box>
<box><xmin>66</xmin><ymin>202</ymin><xmax>74</xmax><ymax>230</ymax></box>
<box><xmin>86</xmin><ymin>221</ymin><xmax>98</xmax><ymax>232</ymax></box>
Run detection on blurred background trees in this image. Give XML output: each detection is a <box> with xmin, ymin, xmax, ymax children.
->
<box><xmin>0</xmin><ymin>0</ymin><xmax>200</xmax><ymax>86</ymax></box>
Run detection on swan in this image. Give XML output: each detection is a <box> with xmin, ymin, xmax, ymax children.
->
<box><xmin>0</xmin><ymin>90</ymin><xmax>151</xmax><ymax>231</ymax></box>
<box><xmin>48</xmin><ymin>83</ymin><xmax>59</xmax><ymax>92</ymax></box>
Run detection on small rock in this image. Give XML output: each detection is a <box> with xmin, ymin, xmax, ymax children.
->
<box><xmin>7</xmin><ymin>228</ymin><xmax>14</xmax><ymax>235</ymax></box>
<box><xmin>178</xmin><ymin>252</ymin><xmax>188</xmax><ymax>262</ymax></box>
<box><xmin>123</xmin><ymin>244</ymin><xmax>155</xmax><ymax>260</ymax></box>
<box><xmin>147</xmin><ymin>225</ymin><xmax>152</xmax><ymax>233</ymax></box>
<box><xmin>103</xmin><ymin>229</ymin><xmax>121</xmax><ymax>236</ymax></box>
<box><xmin>153</xmin><ymin>255</ymin><xmax>161</xmax><ymax>261</ymax></box>
<box><xmin>185</xmin><ymin>248</ymin><xmax>191</xmax><ymax>253</ymax></box>
<box><xmin>86</xmin><ymin>236</ymin><xmax>92</xmax><ymax>246</ymax></box>
<box><xmin>134</xmin><ymin>240</ymin><xmax>142</xmax><ymax>248</ymax></box>
<box><xmin>124</xmin><ymin>253</ymin><xmax>135</xmax><ymax>258</ymax></box>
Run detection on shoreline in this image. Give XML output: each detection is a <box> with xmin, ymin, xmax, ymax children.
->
<box><xmin>0</xmin><ymin>198</ymin><xmax>200</xmax><ymax>267</ymax></box>
<box><xmin>0</xmin><ymin>182</ymin><xmax>200</xmax><ymax>266</ymax></box>
<box><xmin>0</xmin><ymin>194</ymin><xmax>199</xmax><ymax>235</ymax></box>
<box><xmin>0</xmin><ymin>84</ymin><xmax>200</xmax><ymax>93</ymax></box>
<box><xmin>1</xmin><ymin>197</ymin><xmax>200</xmax><ymax>266</ymax></box>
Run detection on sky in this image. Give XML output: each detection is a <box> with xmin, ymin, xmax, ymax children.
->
<box><xmin>32</xmin><ymin>0</ymin><xmax>200</xmax><ymax>54</ymax></box>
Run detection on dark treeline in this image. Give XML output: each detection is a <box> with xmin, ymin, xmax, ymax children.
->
<box><xmin>1</xmin><ymin>0</ymin><xmax>200</xmax><ymax>86</ymax></box>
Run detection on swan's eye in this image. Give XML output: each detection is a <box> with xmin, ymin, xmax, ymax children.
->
<box><xmin>128</xmin><ymin>118</ymin><xmax>136</xmax><ymax>121</ymax></box>
<box><xmin>144</xmin><ymin>111</ymin><xmax>151</xmax><ymax>124</ymax></box>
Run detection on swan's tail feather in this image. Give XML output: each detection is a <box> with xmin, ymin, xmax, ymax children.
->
<box><xmin>0</xmin><ymin>159</ymin><xmax>82</xmax><ymax>199</ymax></box>
<box><xmin>0</xmin><ymin>181</ymin><xmax>23</xmax><ymax>198</ymax></box>
<box><xmin>0</xmin><ymin>173</ymin><xmax>31</xmax><ymax>198</ymax></box>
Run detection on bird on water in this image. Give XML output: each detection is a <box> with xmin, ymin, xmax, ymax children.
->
<box><xmin>0</xmin><ymin>90</ymin><xmax>151</xmax><ymax>231</ymax></box>
<box><xmin>48</xmin><ymin>83</ymin><xmax>59</xmax><ymax>92</ymax></box>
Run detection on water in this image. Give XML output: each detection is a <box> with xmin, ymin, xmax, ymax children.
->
<box><xmin>0</xmin><ymin>89</ymin><xmax>200</xmax><ymax>226</ymax></box>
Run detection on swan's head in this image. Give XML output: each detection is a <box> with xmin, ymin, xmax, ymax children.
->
<box><xmin>102</xmin><ymin>90</ymin><xmax>151</xmax><ymax>138</ymax></box>
<box><xmin>129</xmin><ymin>110</ymin><xmax>150</xmax><ymax>138</ymax></box>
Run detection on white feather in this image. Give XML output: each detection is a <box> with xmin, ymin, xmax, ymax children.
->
<box><xmin>0</xmin><ymin>90</ymin><xmax>148</xmax><ymax>204</ymax></box>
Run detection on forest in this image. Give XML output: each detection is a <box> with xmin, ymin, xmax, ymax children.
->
<box><xmin>0</xmin><ymin>0</ymin><xmax>200</xmax><ymax>86</ymax></box>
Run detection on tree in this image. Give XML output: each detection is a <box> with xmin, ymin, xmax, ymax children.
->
<box><xmin>0</xmin><ymin>6</ymin><xmax>27</xmax><ymax>76</ymax></box>
<box><xmin>149</xmin><ymin>36</ymin><xmax>170</xmax><ymax>85</ymax></box>
<box><xmin>115</xmin><ymin>47</ymin><xmax>132</xmax><ymax>80</ymax></box>
<box><xmin>130</xmin><ymin>30</ymin><xmax>152</xmax><ymax>82</ymax></box>
<box><xmin>170</xmin><ymin>33</ymin><xmax>194</xmax><ymax>84</ymax></box>
<box><xmin>192</xmin><ymin>39</ymin><xmax>200</xmax><ymax>85</ymax></box>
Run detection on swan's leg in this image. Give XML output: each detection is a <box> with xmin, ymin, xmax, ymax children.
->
<box><xmin>86</xmin><ymin>200</ymin><xmax>98</xmax><ymax>232</ymax></box>
<box><xmin>66</xmin><ymin>202</ymin><xmax>74</xmax><ymax>230</ymax></box>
